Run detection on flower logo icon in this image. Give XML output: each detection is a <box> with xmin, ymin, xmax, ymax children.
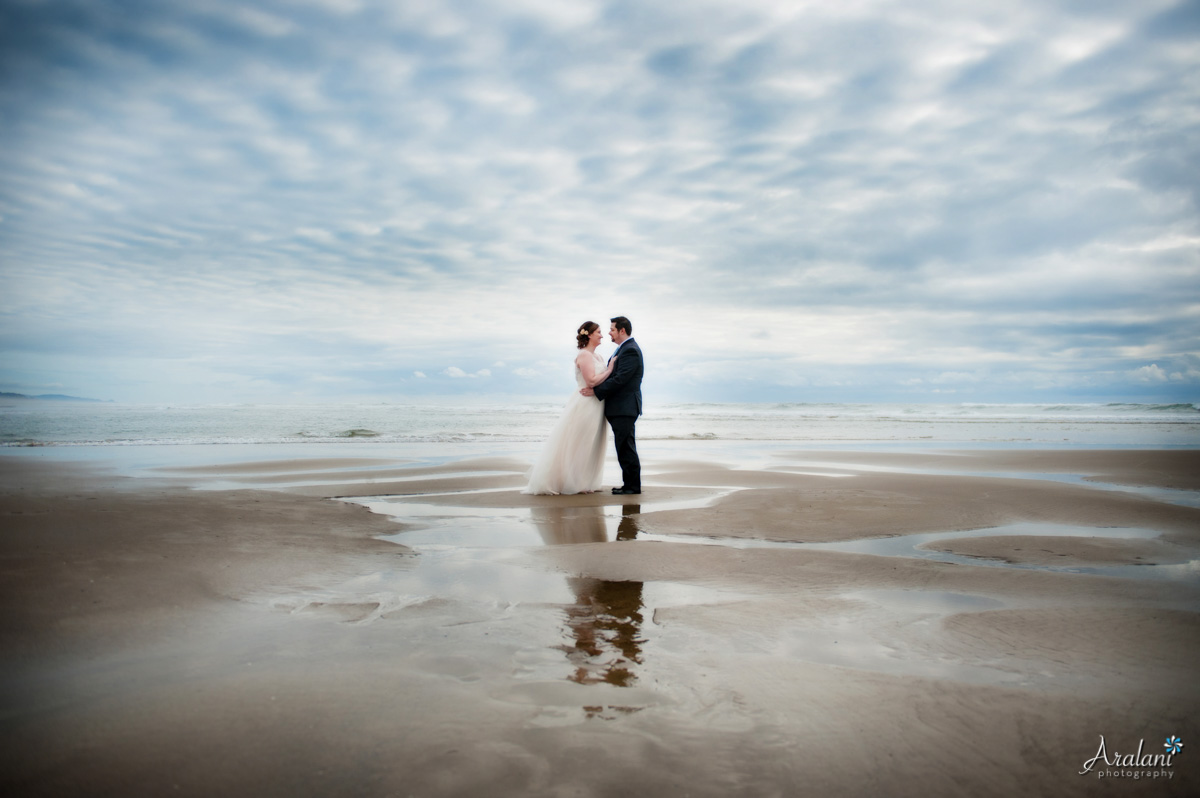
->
<box><xmin>1165</xmin><ymin>736</ymin><xmax>1183</xmax><ymax>755</ymax></box>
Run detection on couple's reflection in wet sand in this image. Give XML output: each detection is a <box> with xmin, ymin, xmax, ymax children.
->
<box><xmin>530</xmin><ymin>505</ymin><xmax>645</xmax><ymax>687</ymax></box>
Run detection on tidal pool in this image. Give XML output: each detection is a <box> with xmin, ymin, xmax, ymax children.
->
<box><xmin>261</xmin><ymin>485</ymin><xmax>1195</xmax><ymax>710</ymax></box>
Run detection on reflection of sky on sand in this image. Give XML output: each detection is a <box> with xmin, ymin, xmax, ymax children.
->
<box><xmin>333</xmin><ymin>488</ymin><xmax>1200</xmax><ymax>704</ymax></box>
<box><xmin>758</xmin><ymin>591</ymin><xmax>1037</xmax><ymax>687</ymax></box>
<box><xmin>638</xmin><ymin>523</ymin><xmax>1200</xmax><ymax>585</ymax></box>
<box><xmin>769</xmin><ymin>454</ymin><xmax>1200</xmax><ymax>509</ymax></box>
<box><xmin>805</xmin><ymin>524</ymin><xmax>1200</xmax><ymax>583</ymax></box>
<box><xmin>246</xmin><ymin>444</ymin><xmax>1198</xmax><ymax>709</ymax></box>
<box><xmin>336</xmin><ymin>499</ymin><xmax>745</xmax><ymax>696</ymax></box>
<box><xmin>10</xmin><ymin>442</ymin><xmax>1197</xmax><ymax>746</ymax></box>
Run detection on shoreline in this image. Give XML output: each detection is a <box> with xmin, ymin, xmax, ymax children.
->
<box><xmin>2</xmin><ymin>445</ymin><xmax>1198</xmax><ymax>796</ymax></box>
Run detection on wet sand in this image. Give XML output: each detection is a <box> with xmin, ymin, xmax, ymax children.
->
<box><xmin>1</xmin><ymin>447</ymin><xmax>1198</xmax><ymax>796</ymax></box>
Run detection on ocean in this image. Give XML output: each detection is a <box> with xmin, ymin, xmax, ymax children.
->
<box><xmin>2</xmin><ymin>400</ymin><xmax>1198</xmax><ymax>448</ymax></box>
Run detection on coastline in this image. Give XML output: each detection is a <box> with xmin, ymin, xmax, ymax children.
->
<box><xmin>1</xmin><ymin>443</ymin><xmax>1198</xmax><ymax>796</ymax></box>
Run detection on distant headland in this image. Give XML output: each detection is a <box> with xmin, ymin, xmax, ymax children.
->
<box><xmin>0</xmin><ymin>392</ymin><xmax>110</xmax><ymax>403</ymax></box>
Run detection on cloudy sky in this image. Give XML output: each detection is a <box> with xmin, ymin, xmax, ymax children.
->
<box><xmin>1</xmin><ymin>0</ymin><xmax>1197</xmax><ymax>405</ymax></box>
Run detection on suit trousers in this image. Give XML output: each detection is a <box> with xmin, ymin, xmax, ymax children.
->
<box><xmin>607</xmin><ymin>415</ymin><xmax>640</xmax><ymax>490</ymax></box>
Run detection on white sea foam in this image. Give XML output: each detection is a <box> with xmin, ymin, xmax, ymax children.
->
<box><xmin>1</xmin><ymin>401</ymin><xmax>1198</xmax><ymax>447</ymax></box>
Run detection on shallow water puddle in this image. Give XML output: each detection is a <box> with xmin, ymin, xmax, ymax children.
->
<box><xmin>248</xmin><ymin>470</ymin><xmax>510</xmax><ymax>489</ymax></box>
<box><xmin>350</xmin><ymin>486</ymin><xmax>739</xmax><ymax>546</ymax></box>
<box><xmin>772</xmin><ymin>457</ymin><xmax>1200</xmax><ymax>509</ymax></box>
<box><xmin>290</xmin><ymin>497</ymin><xmax>759</xmax><ymax>715</ymax></box>
<box><xmin>806</xmin><ymin>523</ymin><xmax>1200</xmax><ymax>582</ymax></box>
<box><xmin>767</xmin><ymin>590</ymin><xmax>1035</xmax><ymax>687</ymax></box>
<box><xmin>188</xmin><ymin>468</ymin><xmax>517</xmax><ymax>492</ymax></box>
<box><xmin>640</xmin><ymin>523</ymin><xmax>1200</xmax><ymax>583</ymax></box>
<box><xmin>941</xmin><ymin>471</ymin><xmax>1200</xmax><ymax>509</ymax></box>
<box><xmin>300</xmin><ymin>493</ymin><xmax>1197</xmax><ymax>710</ymax></box>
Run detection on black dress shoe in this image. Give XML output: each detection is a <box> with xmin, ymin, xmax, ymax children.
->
<box><xmin>615</xmin><ymin>488</ymin><xmax>641</xmax><ymax>495</ymax></box>
<box><xmin>611</xmin><ymin>486</ymin><xmax>625</xmax><ymax>494</ymax></box>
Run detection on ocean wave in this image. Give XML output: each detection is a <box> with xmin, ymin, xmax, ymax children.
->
<box><xmin>4</xmin><ymin>401</ymin><xmax>1199</xmax><ymax>447</ymax></box>
<box><xmin>1103</xmin><ymin>403</ymin><xmax>1200</xmax><ymax>413</ymax></box>
<box><xmin>0</xmin><ymin>433</ymin><xmax>548</xmax><ymax>447</ymax></box>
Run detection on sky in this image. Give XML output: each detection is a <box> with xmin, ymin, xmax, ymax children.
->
<box><xmin>1</xmin><ymin>0</ymin><xmax>1198</xmax><ymax>406</ymax></box>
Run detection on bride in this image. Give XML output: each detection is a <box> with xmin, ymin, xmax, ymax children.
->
<box><xmin>523</xmin><ymin>321</ymin><xmax>614</xmax><ymax>495</ymax></box>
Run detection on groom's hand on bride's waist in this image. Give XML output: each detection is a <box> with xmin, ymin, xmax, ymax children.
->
<box><xmin>580</xmin><ymin>387</ymin><xmax>595</xmax><ymax>397</ymax></box>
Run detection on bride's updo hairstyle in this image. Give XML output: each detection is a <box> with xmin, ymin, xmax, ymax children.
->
<box><xmin>576</xmin><ymin>321</ymin><xmax>599</xmax><ymax>349</ymax></box>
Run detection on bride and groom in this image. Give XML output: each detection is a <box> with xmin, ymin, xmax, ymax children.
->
<box><xmin>523</xmin><ymin>316</ymin><xmax>643</xmax><ymax>496</ymax></box>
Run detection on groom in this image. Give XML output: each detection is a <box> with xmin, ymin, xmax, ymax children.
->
<box><xmin>581</xmin><ymin>316</ymin><xmax>643</xmax><ymax>495</ymax></box>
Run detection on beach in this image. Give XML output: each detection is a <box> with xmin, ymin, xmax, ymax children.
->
<box><xmin>6</xmin><ymin>0</ymin><xmax>1198</xmax><ymax>792</ymax></box>
<box><xmin>1</xmin><ymin>442</ymin><xmax>1198</xmax><ymax>796</ymax></box>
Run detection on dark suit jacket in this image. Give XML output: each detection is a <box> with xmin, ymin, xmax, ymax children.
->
<box><xmin>593</xmin><ymin>338</ymin><xmax>643</xmax><ymax>418</ymax></box>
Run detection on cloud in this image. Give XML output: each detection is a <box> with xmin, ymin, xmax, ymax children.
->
<box><xmin>0</xmin><ymin>0</ymin><xmax>1196</xmax><ymax>403</ymax></box>
<box><xmin>1130</xmin><ymin>364</ymin><xmax>1169</xmax><ymax>383</ymax></box>
<box><xmin>442</xmin><ymin>366</ymin><xmax>491</xmax><ymax>379</ymax></box>
<box><xmin>929</xmin><ymin>372</ymin><xmax>985</xmax><ymax>386</ymax></box>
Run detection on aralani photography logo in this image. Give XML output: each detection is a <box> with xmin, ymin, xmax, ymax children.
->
<box><xmin>1080</xmin><ymin>734</ymin><xmax>1184</xmax><ymax>780</ymax></box>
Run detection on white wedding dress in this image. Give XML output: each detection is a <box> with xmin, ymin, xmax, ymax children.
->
<box><xmin>523</xmin><ymin>351</ymin><xmax>607</xmax><ymax>495</ymax></box>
